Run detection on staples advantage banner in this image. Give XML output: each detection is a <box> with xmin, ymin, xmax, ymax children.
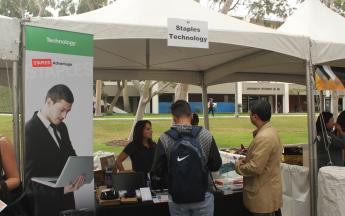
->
<box><xmin>24</xmin><ymin>26</ymin><xmax>94</xmax><ymax>211</ymax></box>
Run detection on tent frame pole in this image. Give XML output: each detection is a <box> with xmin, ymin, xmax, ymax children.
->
<box><xmin>235</xmin><ymin>82</ymin><xmax>239</xmax><ymax>117</ymax></box>
<box><xmin>11</xmin><ymin>61</ymin><xmax>21</xmax><ymax>174</ymax></box>
<box><xmin>306</xmin><ymin>60</ymin><xmax>317</xmax><ymax>216</ymax></box>
<box><xmin>18</xmin><ymin>22</ymin><xmax>25</xmax><ymax>186</ymax></box>
<box><xmin>201</xmin><ymin>74</ymin><xmax>209</xmax><ymax>130</ymax></box>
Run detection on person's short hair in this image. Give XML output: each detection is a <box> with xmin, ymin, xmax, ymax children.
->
<box><xmin>171</xmin><ymin>100</ymin><xmax>192</xmax><ymax>118</ymax></box>
<box><xmin>249</xmin><ymin>99</ymin><xmax>271</xmax><ymax>121</ymax></box>
<box><xmin>45</xmin><ymin>84</ymin><xmax>74</xmax><ymax>104</ymax></box>
<box><xmin>191</xmin><ymin>113</ymin><xmax>199</xmax><ymax>126</ymax></box>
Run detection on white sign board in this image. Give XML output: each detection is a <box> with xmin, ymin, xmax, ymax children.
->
<box><xmin>167</xmin><ymin>18</ymin><xmax>208</xmax><ymax>49</ymax></box>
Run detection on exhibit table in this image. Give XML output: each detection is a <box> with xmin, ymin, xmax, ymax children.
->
<box><xmin>318</xmin><ymin>166</ymin><xmax>345</xmax><ymax>216</ymax></box>
<box><xmin>96</xmin><ymin>191</ymin><xmax>250</xmax><ymax>216</ymax></box>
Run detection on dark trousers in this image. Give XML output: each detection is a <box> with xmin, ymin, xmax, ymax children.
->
<box><xmin>208</xmin><ymin>107</ymin><xmax>214</xmax><ymax>116</ymax></box>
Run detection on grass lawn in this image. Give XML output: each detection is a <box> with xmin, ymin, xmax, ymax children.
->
<box><xmin>0</xmin><ymin>115</ymin><xmax>13</xmax><ymax>139</ymax></box>
<box><xmin>1</xmin><ymin>114</ymin><xmax>308</xmax><ymax>155</ymax></box>
<box><xmin>95</xmin><ymin>114</ymin><xmax>308</xmax><ymax>154</ymax></box>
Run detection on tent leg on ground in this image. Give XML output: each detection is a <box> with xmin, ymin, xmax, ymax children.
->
<box><xmin>306</xmin><ymin>60</ymin><xmax>317</xmax><ymax>216</ymax></box>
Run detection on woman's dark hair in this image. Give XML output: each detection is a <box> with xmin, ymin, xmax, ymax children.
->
<box><xmin>337</xmin><ymin>110</ymin><xmax>345</xmax><ymax>131</ymax></box>
<box><xmin>316</xmin><ymin>111</ymin><xmax>333</xmax><ymax>134</ymax></box>
<box><xmin>132</xmin><ymin>120</ymin><xmax>155</xmax><ymax>149</ymax></box>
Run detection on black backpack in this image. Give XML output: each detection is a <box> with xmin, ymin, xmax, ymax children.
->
<box><xmin>165</xmin><ymin>126</ymin><xmax>208</xmax><ymax>204</ymax></box>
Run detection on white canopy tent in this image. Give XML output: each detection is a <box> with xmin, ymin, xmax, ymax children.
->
<box><xmin>279</xmin><ymin>1</ymin><xmax>345</xmax><ymax>215</ymax></box>
<box><xmin>0</xmin><ymin>15</ymin><xmax>20</xmax><ymax>85</ymax></box>
<box><xmin>0</xmin><ymin>15</ymin><xmax>19</xmax><ymax>61</ymax></box>
<box><xmin>29</xmin><ymin>0</ymin><xmax>309</xmax><ymax>87</ymax></box>
<box><xmin>15</xmin><ymin>1</ymin><xmax>325</xmax><ymax>215</ymax></box>
<box><xmin>279</xmin><ymin>0</ymin><xmax>345</xmax><ymax>67</ymax></box>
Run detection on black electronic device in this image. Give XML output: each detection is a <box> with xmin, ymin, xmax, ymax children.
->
<box><xmin>124</xmin><ymin>190</ymin><xmax>136</xmax><ymax>198</ymax></box>
<box><xmin>100</xmin><ymin>190</ymin><xmax>119</xmax><ymax>200</ymax></box>
<box><xmin>112</xmin><ymin>172</ymin><xmax>145</xmax><ymax>192</ymax></box>
<box><xmin>59</xmin><ymin>209</ymin><xmax>93</xmax><ymax>216</ymax></box>
<box><xmin>150</xmin><ymin>174</ymin><xmax>168</xmax><ymax>191</ymax></box>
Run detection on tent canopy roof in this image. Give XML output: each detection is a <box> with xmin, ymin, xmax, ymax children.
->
<box><xmin>30</xmin><ymin>0</ymin><xmax>309</xmax><ymax>85</ymax></box>
<box><xmin>279</xmin><ymin>0</ymin><xmax>345</xmax><ymax>66</ymax></box>
<box><xmin>0</xmin><ymin>15</ymin><xmax>20</xmax><ymax>62</ymax></box>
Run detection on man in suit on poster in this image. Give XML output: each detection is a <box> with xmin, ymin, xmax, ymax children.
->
<box><xmin>25</xmin><ymin>84</ymin><xmax>85</xmax><ymax>216</ymax></box>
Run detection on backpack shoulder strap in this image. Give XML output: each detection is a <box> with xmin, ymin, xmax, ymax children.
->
<box><xmin>191</xmin><ymin>126</ymin><xmax>202</xmax><ymax>138</ymax></box>
<box><xmin>165</xmin><ymin>128</ymin><xmax>179</xmax><ymax>140</ymax></box>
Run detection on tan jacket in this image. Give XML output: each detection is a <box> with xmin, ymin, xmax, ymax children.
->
<box><xmin>235</xmin><ymin>122</ymin><xmax>283</xmax><ymax>213</ymax></box>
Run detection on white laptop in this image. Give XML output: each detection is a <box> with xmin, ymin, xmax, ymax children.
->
<box><xmin>31</xmin><ymin>156</ymin><xmax>93</xmax><ymax>188</ymax></box>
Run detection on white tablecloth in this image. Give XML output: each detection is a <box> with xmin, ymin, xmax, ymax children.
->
<box><xmin>281</xmin><ymin>163</ymin><xmax>310</xmax><ymax>216</ymax></box>
<box><xmin>318</xmin><ymin>166</ymin><xmax>345</xmax><ymax>216</ymax></box>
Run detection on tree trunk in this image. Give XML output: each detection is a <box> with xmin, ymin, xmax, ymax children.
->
<box><xmin>220</xmin><ymin>0</ymin><xmax>234</xmax><ymax>14</ymax></box>
<box><xmin>174</xmin><ymin>83</ymin><xmax>189</xmax><ymax>101</ymax></box>
<box><xmin>123</xmin><ymin>81</ymin><xmax>131</xmax><ymax>112</ymax></box>
<box><xmin>107</xmin><ymin>80</ymin><xmax>125</xmax><ymax>114</ymax></box>
<box><xmin>95</xmin><ymin>80</ymin><xmax>102</xmax><ymax>116</ymax></box>
<box><xmin>128</xmin><ymin>81</ymin><xmax>151</xmax><ymax>140</ymax></box>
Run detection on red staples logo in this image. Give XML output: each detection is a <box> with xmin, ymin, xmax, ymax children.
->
<box><xmin>32</xmin><ymin>59</ymin><xmax>52</xmax><ymax>67</ymax></box>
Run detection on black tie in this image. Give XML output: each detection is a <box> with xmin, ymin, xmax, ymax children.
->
<box><xmin>50</xmin><ymin>123</ymin><xmax>62</xmax><ymax>147</ymax></box>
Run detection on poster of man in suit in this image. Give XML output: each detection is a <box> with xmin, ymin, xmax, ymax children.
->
<box><xmin>24</xmin><ymin>26</ymin><xmax>94</xmax><ymax>216</ymax></box>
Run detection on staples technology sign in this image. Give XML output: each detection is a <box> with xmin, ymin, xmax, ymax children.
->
<box><xmin>167</xmin><ymin>18</ymin><xmax>208</xmax><ymax>49</ymax></box>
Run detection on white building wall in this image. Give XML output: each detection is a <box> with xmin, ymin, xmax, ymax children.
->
<box><xmin>284</xmin><ymin>83</ymin><xmax>289</xmax><ymax>113</ymax></box>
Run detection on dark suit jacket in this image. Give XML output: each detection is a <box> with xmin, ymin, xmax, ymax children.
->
<box><xmin>25</xmin><ymin>111</ymin><xmax>77</xmax><ymax>216</ymax></box>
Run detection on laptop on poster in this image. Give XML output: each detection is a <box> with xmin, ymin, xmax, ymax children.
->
<box><xmin>31</xmin><ymin>156</ymin><xmax>93</xmax><ymax>188</ymax></box>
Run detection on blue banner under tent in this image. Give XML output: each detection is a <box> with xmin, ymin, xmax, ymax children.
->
<box><xmin>159</xmin><ymin>102</ymin><xmax>235</xmax><ymax>113</ymax></box>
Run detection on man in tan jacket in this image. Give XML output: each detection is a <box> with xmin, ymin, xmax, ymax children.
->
<box><xmin>235</xmin><ymin>99</ymin><xmax>283</xmax><ymax>216</ymax></box>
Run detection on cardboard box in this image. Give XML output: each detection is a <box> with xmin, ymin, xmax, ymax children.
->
<box><xmin>100</xmin><ymin>155</ymin><xmax>116</xmax><ymax>171</ymax></box>
<box><xmin>282</xmin><ymin>145</ymin><xmax>303</xmax><ymax>166</ymax></box>
<box><xmin>94</xmin><ymin>170</ymin><xmax>105</xmax><ymax>187</ymax></box>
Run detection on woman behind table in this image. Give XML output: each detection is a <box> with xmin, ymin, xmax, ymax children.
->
<box><xmin>115</xmin><ymin>120</ymin><xmax>156</xmax><ymax>175</ymax></box>
<box><xmin>336</xmin><ymin>110</ymin><xmax>345</xmax><ymax>138</ymax></box>
<box><xmin>316</xmin><ymin>112</ymin><xmax>345</xmax><ymax>168</ymax></box>
<box><xmin>0</xmin><ymin>136</ymin><xmax>20</xmax><ymax>215</ymax></box>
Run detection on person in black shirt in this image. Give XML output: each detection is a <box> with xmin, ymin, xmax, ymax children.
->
<box><xmin>316</xmin><ymin>111</ymin><xmax>345</xmax><ymax>168</ymax></box>
<box><xmin>115</xmin><ymin>120</ymin><xmax>156</xmax><ymax>175</ymax></box>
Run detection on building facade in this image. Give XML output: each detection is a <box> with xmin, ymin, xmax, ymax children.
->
<box><xmin>102</xmin><ymin>81</ymin><xmax>345</xmax><ymax>114</ymax></box>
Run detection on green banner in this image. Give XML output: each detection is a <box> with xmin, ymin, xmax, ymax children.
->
<box><xmin>25</xmin><ymin>26</ymin><xmax>93</xmax><ymax>57</ymax></box>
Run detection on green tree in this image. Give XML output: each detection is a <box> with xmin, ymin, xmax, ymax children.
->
<box><xmin>332</xmin><ymin>0</ymin><xmax>345</xmax><ymax>15</ymax></box>
<box><xmin>0</xmin><ymin>0</ymin><xmax>55</xmax><ymax>18</ymax></box>
<box><xmin>57</xmin><ymin>0</ymin><xmax>113</xmax><ymax>16</ymax></box>
<box><xmin>58</xmin><ymin>0</ymin><xmax>76</xmax><ymax>16</ymax></box>
<box><xmin>248</xmin><ymin>0</ymin><xmax>292</xmax><ymax>20</ymax></box>
<box><xmin>0</xmin><ymin>0</ymin><xmax>21</xmax><ymax>17</ymax></box>
<box><xmin>76</xmin><ymin>0</ymin><xmax>107</xmax><ymax>14</ymax></box>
